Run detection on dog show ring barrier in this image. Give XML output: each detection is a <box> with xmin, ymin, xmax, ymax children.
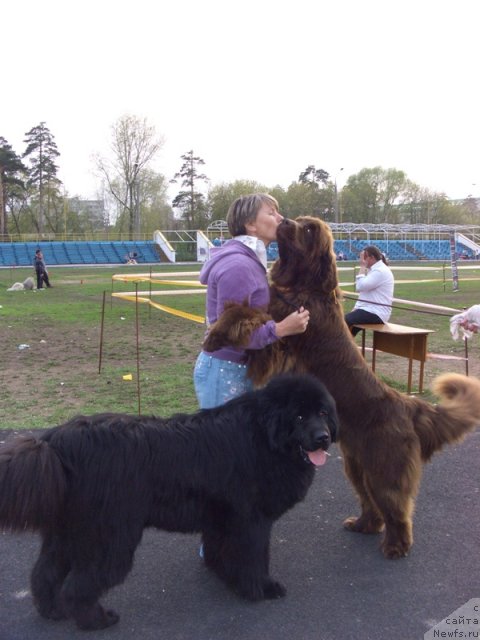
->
<box><xmin>105</xmin><ymin>273</ymin><xmax>472</xmax><ymax>402</ymax></box>
<box><xmin>110</xmin><ymin>271</ymin><xmax>206</xmax><ymax>323</ymax></box>
<box><xmin>99</xmin><ymin>273</ymin><xmax>206</xmax><ymax>414</ymax></box>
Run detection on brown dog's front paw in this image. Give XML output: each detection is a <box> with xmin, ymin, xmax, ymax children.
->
<box><xmin>203</xmin><ymin>331</ymin><xmax>228</xmax><ymax>352</ymax></box>
<box><xmin>343</xmin><ymin>515</ymin><xmax>384</xmax><ymax>534</ymax></box>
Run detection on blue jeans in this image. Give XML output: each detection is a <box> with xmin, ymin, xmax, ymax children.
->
<box><xmin>193</xmin><ymin>352</ymin><xmax>254</xmax><ymax>409</ymax></box>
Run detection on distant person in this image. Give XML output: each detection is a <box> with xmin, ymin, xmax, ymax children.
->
<box><xmin>33</xmin><ymin>249</ymin><xmax>52</xmax><ymax>289</ymax></box>
<box><xmin>344</xmin><ymin>245</ymin><xmax>394</xmax><ymax>336</ymax></box>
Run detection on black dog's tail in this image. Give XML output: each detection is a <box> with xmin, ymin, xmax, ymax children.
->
<box><xmin>0</xmin><ymin>436</ymin><xmax>66</xmax><ymax>531</ymax></box>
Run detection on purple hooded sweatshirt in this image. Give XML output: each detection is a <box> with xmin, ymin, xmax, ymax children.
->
<box><xmin>199</xmin><ymin>239</ymin><xmax>278</xmax><ymax>363</ymax></box>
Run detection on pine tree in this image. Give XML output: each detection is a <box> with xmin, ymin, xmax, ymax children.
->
<box><xmin>23</xmin><ymin>122</ymin><xmax>61</xmax><ymax>233</ymax></box>
<box><xmin>171</xmin><ymin>150</ymin><xmax>209</xmax><ymax>228</ymax></box>
<box><xmin>0</xmin><ymin>137</ymin><xmax>27</xmax><ymax>238</ymax></box>
<box><xmin>298</xmin><ymin>165</ymin><xmax>330</xmax><ymax>186</ymax></box>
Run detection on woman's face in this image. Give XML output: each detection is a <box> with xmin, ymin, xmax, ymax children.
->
<box><xmin>245</xmin><ymin>202</ymin><xmax>283</xmax><ymax>245</ymax></box>
<box><xmin>363</xmin><ymin>251</ymin><xmax>377</xmax><ymax>268</ymax></box>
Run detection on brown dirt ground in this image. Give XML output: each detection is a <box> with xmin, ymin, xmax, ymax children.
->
<box><xmin>0</xmin><ymin>307</ymin><xmax>206</xmax><ymax>431</ymax></box>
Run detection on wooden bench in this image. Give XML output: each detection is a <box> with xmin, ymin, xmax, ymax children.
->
<box><xmin>354</xmin><ymin>322</ymin><xmax>434</xmax><ymax>394</ymax></box>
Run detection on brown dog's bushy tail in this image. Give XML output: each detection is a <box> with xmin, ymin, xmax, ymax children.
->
<box><xmin>0</xmin><ymin>436</ymin><xmax>66</xmax><ymax>532</ymax></box>
<box><xmin>414</xmin><ymin>373</ymin><xmax>480</xmax><ymax>461</ymax></box>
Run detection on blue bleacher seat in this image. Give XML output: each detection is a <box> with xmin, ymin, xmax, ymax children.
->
<box><xmin>1</xmin><ymin>237</ymin><xmax>474</xmax><ymax>266</ymax></box>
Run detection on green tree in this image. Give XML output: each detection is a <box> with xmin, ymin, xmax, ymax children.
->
<box><xmin>171</xmin><ymin>150</ymin><xmax>209</xmax><ymax>228</ymax></box>
<box><xmin>282</xmin><ymin>180</ymin><xmax>332</xmax><ymax>220</ymax></box>
<box><xmin>398</xmin><ymin>182</ymin><xmax>430</xmax><ymax>224</ymax></box>
<box><xmin>22</xmin><ymin>122</ymin><xmax>61</xmax><ymax>233</ymax></box>
<box><xmin>290</xmin><ymin>164</ymin><xmax>334</xmax><ymax>219</ymax></box>
<box><xmin>341</xmin><ymin>167</ymin><xmax>408</xmax><ymax>223</ymax></box>
<box><xmin>95</xmin><ymin>114</ymin><xmax>164</xmax><ymax>238</ymax></box>
<box><xmin>207</xmin><ymin>180</ymin><xmax>270</xmax><ymax>222</ymax></box>
<box><xmin>0</xmin><ymin>137</ymin><xmax>27</xmax><ymax>238</ymax></box>
<box><xmin>298</xmin><ymin>165</ymin><xmax>329</xmax><ymax>186</ymax></box>
<box><xmin>113</xmin><ymin>169</ymin><xmax>174</xmax><ymax>234</ymax></box>
<box><xmin>139</xmin><ymin>170</ymin><xmax>174</xmax><ymax>232</ymax></box>
<box><xmin>460</xmin><ymin>195</ymin><xmax>480</xmax><ymax>225</ymax></box>
<box><xmin>427</xmin><ymin>196</ymin><xmax>465</xmax><ymax>225</ymax></box>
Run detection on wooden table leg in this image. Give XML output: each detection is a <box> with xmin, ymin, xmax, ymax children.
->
<box><xmin>407</xmin><ymin>337</ymin><xmax>414</xmax><ymax>394</ymax></box>
<box><xmin>417</xmin><ymin>334</ymin><xmax>427</xmax><ymax>393</ymax></box>
<box><xmin>419</xmin><ymin>360</ymin><xmax>425</xmax><ymax>393</ymax></box>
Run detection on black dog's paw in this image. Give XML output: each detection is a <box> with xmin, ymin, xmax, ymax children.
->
<box><xmin>34</xmin><ymin>599</ymin><xmax>68</xmax><ymax>621</ymax></box>
<box><xmin>238</xmin><ymin>577</ymin><xmax>287</xmax><ymax>601</ymax></box>
<box><xmin>263</xmin><ymin>579</ymin><xmax>286</xmax><ymax>599</ymax></box>
<box><xmin>74</xmin><ymin>604</ymin><xmax>120</xmax><ymax>630</ymax></box>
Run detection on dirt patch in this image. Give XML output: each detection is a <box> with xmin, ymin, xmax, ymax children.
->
<box><xmin>0</xmin><ymin>307</ymin><xmax>206</xmax><ymax>429</ymax></box>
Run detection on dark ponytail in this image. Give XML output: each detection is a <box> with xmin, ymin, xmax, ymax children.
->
<box><xmin>364</xmin><ymin>245</ymin><xmax>388</xmax><ymax>265</ymax></box>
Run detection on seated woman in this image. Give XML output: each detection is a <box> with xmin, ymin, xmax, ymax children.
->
<box><xmin>344</xmin><ymin>245</ymin><xmax>394</xmax><ymax>336</ymax></box>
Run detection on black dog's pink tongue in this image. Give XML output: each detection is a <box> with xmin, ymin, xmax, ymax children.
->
<box><xmin>307</xmin><ymin>449</ymin><xmax>328</xmax><ymax>466</ymax></box>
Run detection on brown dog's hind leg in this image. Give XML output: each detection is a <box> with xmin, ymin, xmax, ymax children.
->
<box><xmin>360</xmin><ymin>469</ymin><xmax>417</xmax><ymax>558</ymax></box>
<box><xmin>368</xmin><ymin>452</ymin><xmax>420</xmax><ymax>558</ymax></box>
<box><xmin>373</xmin><ymin>490</ymin><xmax>415</xmax><ymax>559</ymax></box>
<box><xmin>342</xmin><ymin>449</ymin><xmax>420</xmax><ymax>558</ymax></box>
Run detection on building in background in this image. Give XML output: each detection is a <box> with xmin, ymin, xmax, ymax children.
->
<box><xmin>68</xmin><ymin>198</ymin><xmax>107</xmax><ymax>231</ymax></box>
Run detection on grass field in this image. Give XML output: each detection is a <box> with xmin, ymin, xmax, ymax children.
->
<box><xmin>0</xmin><ymin>261</ymin><xmax>479</xmax><ymax>431</ymax></box>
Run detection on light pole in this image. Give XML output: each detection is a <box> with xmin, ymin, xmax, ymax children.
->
<box><xmin>333</xmin><ymin>168</ymin><xmax>344</xmax><ymax>223</ymax></box>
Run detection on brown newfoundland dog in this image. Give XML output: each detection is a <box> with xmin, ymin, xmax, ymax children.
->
<box><xmin>203</xmin><ymin>216</ymin><xmax>480</xmax><ymax>559</ymax></box>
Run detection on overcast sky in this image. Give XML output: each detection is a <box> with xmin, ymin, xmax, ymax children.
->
<box><xmin>2</xmin><ymin>0</ymin><xmax>479</xmax><ymax>202</ymax></box>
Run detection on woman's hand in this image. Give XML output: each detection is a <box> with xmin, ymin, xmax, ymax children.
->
<box><xmin>275</xmin><ymin>306</ymin><xmax>310</xmax><ymax>338</ymax></box>
<box><xmin>460</xmin><ymin>319</ymin><xmax>479</xmax><ymax>333</ymax></box>
<box><xmin>358</xmin><ymin>250</ymin><xmax>368</xmax><ymax>273</ymax></box>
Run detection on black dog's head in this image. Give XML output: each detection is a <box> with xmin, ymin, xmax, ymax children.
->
<box><xmin>259</xmin><ymin>374</ymin><xmax>338</xmax><ymax>466</ymax></box>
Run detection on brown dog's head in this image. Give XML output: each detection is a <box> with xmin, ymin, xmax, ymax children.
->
<box><xmin>271</xmin><ymin>216</ymin><xmax>339</xmax><ymax>296</ymax></box>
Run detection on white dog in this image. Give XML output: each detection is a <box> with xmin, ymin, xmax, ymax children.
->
<box><xmin>6</xmin><ymin>277</ymin><xmax>36</xmax><ymax>292</ymax></box>
<box><xmin>450</xmin><ymin>304</ymin><xmax>480</xmax><ymax>340</ymax></box>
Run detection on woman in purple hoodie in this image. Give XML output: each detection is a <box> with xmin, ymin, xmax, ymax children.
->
<box><xmin>194</xmin><ymin>193</ymin><xmax>310</xmax><ymax>408</ymax></box>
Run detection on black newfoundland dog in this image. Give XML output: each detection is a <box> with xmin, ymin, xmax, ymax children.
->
<box><xmin>0</xmin><ymin>374</ymin><xmax>337</xmax><ymax>631</ymax></box>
